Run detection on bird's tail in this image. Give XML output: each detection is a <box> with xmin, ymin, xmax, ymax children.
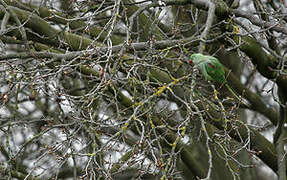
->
<box><xmin>225</xmin><ymin>83</ymin><xmax>242</xmax><ymax>102</ymax></box>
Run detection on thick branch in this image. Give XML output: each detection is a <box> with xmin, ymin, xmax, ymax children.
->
<box><xmin>199</xmin><ymin>1</ymin><xmax>216</xmax><ymax>53</ymax></box>
<box><xmin>232</xmin><ymin>9</ymin><xmax>287</xmax><ymax>36</ymax></box>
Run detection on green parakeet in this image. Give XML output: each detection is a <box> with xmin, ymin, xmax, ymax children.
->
<box><xmin>189</xmin><ymin>53</ymin><xmax>241</xmax><ymax>101</ymax></box>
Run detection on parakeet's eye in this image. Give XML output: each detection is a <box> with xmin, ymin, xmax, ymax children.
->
<box><xmin>189</xmin><ymin>59</ymin><xmax>193</xmax><ymax>65</ymax></box>
<box><xmin>208</xmin><ymin>63</ymin><xmax>215</xmax><ymax>69</ymax></box>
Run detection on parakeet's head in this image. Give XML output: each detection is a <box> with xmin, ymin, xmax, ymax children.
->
<box><xmin>189</xmin><ymin>53</ymin><xmax>204</xmax><ymax>66</ymax></box>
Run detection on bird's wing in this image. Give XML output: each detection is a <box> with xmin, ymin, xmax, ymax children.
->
<box><xmin>204</xmin><ymin>59</ymin><xmax>226</xmax><ymax>84</ymax></box>
<box><xmin>200</xmin><ymin>63</ymin><xmax>213</xmax><ymax>81</ymax></box>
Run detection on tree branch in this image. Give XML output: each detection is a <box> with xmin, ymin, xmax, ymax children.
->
<box><xmin>232</xmin><ymin>9</ymin><xmax>287</xmax><ymax>36</ymax></box>
<box><xmin>199</xmin><ymin>1</ymin><xmax>216</xmax><ymax>53</ymax></box>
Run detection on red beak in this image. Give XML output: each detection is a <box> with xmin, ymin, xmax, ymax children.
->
<box><xmin>189</xmin><ymin>59</ymin><xmax>193</xmax><ymax>65</ymax></box>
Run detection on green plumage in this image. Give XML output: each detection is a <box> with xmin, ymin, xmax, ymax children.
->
<box><xmin>189</xmin><ymin>53</ymin><xmax>241</xmax><ymax>101</ymax></box>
